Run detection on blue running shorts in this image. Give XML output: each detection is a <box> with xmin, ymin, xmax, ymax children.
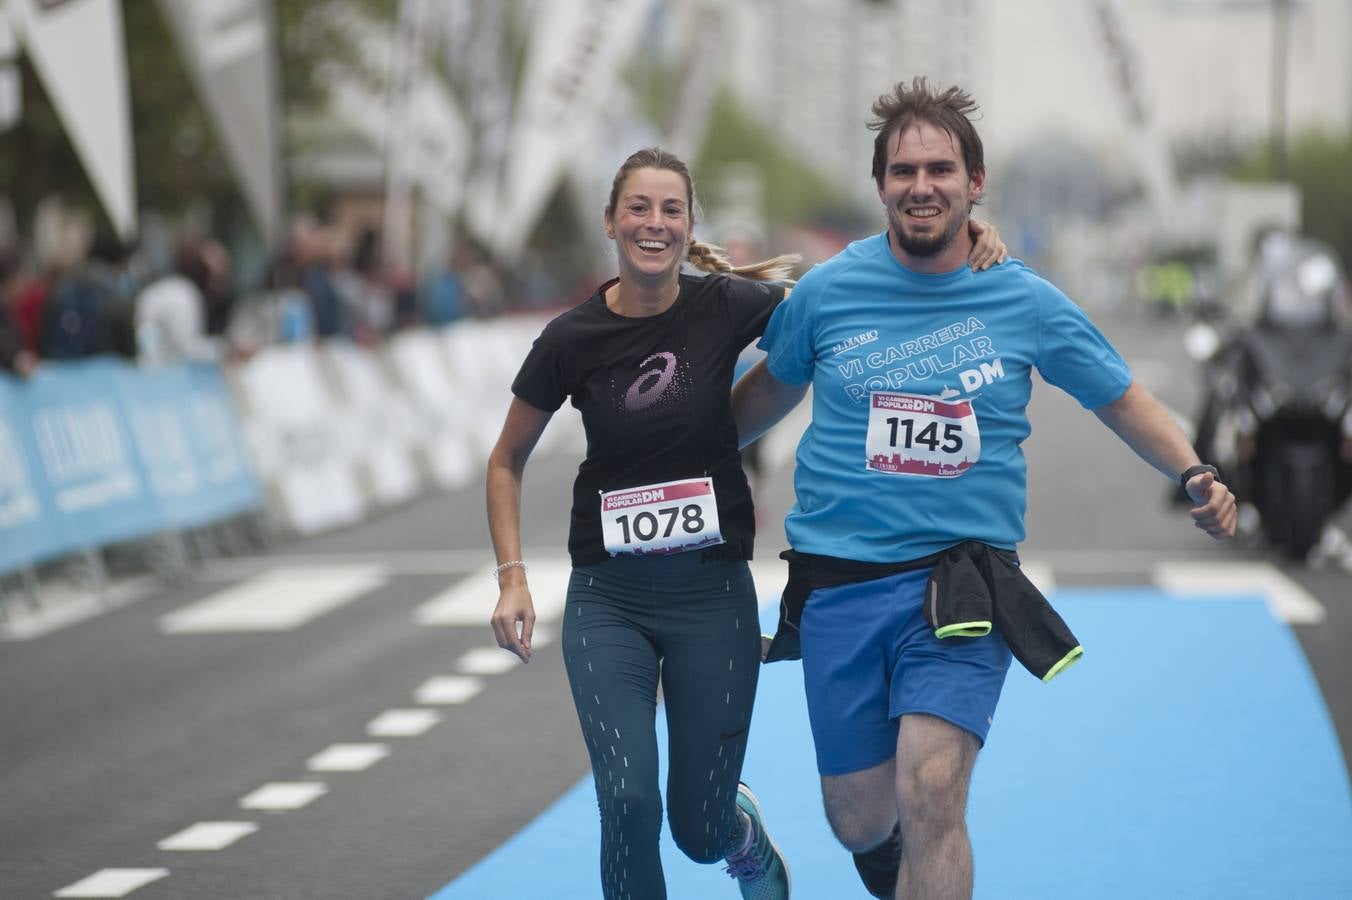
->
<box><xmin>799</xmin><ymin>566</ymin><xmax>1013</xmax><ymax>776</ymax></box>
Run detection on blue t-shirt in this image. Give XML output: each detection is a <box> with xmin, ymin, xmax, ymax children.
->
<box><xmin>759</xmin><ymin>231</ymin><xmax>1132</xmax><ymax>562</ymax></box>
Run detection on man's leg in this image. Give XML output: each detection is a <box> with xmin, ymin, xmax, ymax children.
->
<box><xmin>894</xmin><ymin>713</ymin><xmax>980</xmax><ymax>900</ymax></box>
<box><xmin>819</xmin><ymin>758</ymin><xmax>897</xmax><ymax>853</ymax></box>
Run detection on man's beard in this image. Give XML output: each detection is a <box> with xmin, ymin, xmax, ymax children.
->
<box><xmin>889</xmin><ymin>206</ymin><xmax>967</xmax><ymax>258</ymax></box>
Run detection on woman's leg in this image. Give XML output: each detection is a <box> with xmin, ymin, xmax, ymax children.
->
<box><xmin>657</xmin><ymin>558</ymin><xmax>762</xmax><ymax>863</ymax></box>
<box><xmin>563</xmin><ymin>567</ymin><xmax>666</xmax><ymax>900</ymax></box>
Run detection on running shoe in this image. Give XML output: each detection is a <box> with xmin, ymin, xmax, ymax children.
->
<box><xmin>852</xmin><ymin>823</ymin><xmax>901</xmax><ymax>899</ymax></box>
<box><xmin>724</xmin><ymin>783</ymin><xmax>791</xmax><ymax>898</ymax></box>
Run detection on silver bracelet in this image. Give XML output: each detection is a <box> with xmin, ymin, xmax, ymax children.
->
<box><xmin>493</xmin><ymin>560</ymin><xmax>528</xmax><ymax>584</ymax></box>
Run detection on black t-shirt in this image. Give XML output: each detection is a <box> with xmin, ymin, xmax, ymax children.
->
<box><xmin>512</xmin><ymin>272</ymin><xmax>786</xmax><ymax>565</ymax></box>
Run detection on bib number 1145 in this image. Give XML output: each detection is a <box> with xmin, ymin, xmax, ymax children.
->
<box><xmin>865</xmin><ymin>391</ymin><xmax>980</xmax><ymax>477</ymax></box>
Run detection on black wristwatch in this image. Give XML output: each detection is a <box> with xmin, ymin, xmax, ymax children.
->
<box><xmin>1179</xmin><ymin>464</ymin><xmax>1219</xmax><ymax>488</ymax></box>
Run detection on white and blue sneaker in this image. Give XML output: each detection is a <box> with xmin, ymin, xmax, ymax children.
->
<box><xmin>723</xmin><ymin>783</ymin><xmax>791</xmax><ymax>899</ymax></box>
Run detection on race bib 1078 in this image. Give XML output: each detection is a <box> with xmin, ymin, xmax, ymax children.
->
<box><xmin>865</xmin><ymin>391</ymin><xmax>980</xmax><ymax>477</ymax></box>
<box><xmin>599</xmin><ymin>477</ymin><xmax>724</xmax><ymax>556</ymax></box>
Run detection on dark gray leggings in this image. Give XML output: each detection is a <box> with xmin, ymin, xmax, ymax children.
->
<box><xmin>562</xmin><ymin>552</ymin><xmax>762</xmax><ymax>900</ymax></box>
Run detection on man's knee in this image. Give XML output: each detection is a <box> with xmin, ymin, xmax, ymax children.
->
<box><xmin>896</xmin><ymin>749</ymin><xmax>972</xmax><ymax>826</ymax></box>
<box><xmin>826</xmin><ymin>808</ymin><xmax>897</xmax><ymax>853</ymax></box>
<box><xmin>822</xmin><ymin>768</ymin><xmax>898</xmax><ymax>852</ymax></box>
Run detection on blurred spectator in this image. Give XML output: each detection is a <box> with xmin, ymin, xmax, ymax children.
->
<box><xmin>200</xmin><ymin>238</ymin><xmax>236</xmax><ymax>337</ymax></box>
<box><xmin>11</xmin><ymin>261</ymin><xmax>48</xmax><ymax>355</ymax></box>
<box><xmin>457</xmin><ymin>243</ymin><xmax>506</xmax><ymax>317</ymax></box>
<box><xmin>289</xmin><ymin>218</ymin><xmax>344</xmax><ymax>339</ymax></box>
<box><xmin>38</xmin><ymin>231</ymin><xmax>130</xmax><ymax>360</ymax></box>
<box><xmin>134</xmin><ymin>238</ymin><xmax>220</xmax><ymax>365</ymax></box>
<box><xmin>333</xmin><ymin>225</ymin><xmax>395</xmax><ymax>343</ymax></box>
<box><xmin>0</xmin><ymin>247</ymin><xmax>38</xmax><ymax>377</ymax></box>
<box><xmin>86</xmin><ymin>231</ymin><xmax>140</xmax><ymax>359</ymax></box>
<box><xmin>420</xmin><ymin>242</ymin><xmax>469</xmax><ymax>327</ymax></box>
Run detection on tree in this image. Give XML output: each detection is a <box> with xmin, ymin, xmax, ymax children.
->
<box><xmin>1232</xmin><ymin>129</ymin><xmax>1352</xmax><ymax>272</ymax></box>
<box><xmin>0</xmin><ymin>1</ymin><xmax>397</xmax><ymax>240</ymax></box>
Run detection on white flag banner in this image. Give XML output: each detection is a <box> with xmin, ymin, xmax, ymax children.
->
<box><xmin>8</xmin><ymin>0</ymin><xmax>136</xmax><ymax>239</ymax></box>
<box><xmin>443</xmin><ymin>0</ymin><xmax>512</xmax><ymax>252</ymax></box>
<box><xmin>664</xmin><ymin>0</ymin><xmax>725</xmax><ymax>159</ymax></box>
<box><xmin>1088</xmin><ymin>0</ymin><xmax>1178</xmax><ymax>225</ymax></box>
<box><xmin>154</xmin><ymin>0</ymin><xmax>285</xmax><ymax>248</ymax></box>
<box><xmin>324</xmin><ymin>10</ymin><xmax>470</xmax><ymax>219</ymax></box>
<box><xmin>0</xmin><ymin>13</ymin><xmax>19</xmax><ymax>130</ymax></box>
<box><xmin>490</xmin><ymin>0</ymin><xmax>659</xmax><ymax>261</ymax></box>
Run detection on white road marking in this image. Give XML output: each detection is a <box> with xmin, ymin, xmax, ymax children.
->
<box><xmin>414</xmin><ymin>675</ymin><xmax>484</xmax><ymax>705</ymax></box>
<box><xmin>238</xmin><ymin>782</ymin><xmax>328</xmax><ymax>811</ymax></box>
<box><xmin>199</xmin><ymin>548</ymin><xmax>496</xmax><ymax>579</ymax></box>
<box><xmin>306</xmin><ymin>743</ymin><xmax>390</xmax><ymax>772</ymax></box>
<box><xmin>529</xmin><ymin>624</ymin><xmax>554</xmax><ymax>648</ymax></box>
<box><xmin>413</xmin><ymin>559</ymin><xmax>572</xmax><ymax>626</ymax></box>
<box><xmin>748</xmin><ymin>560</ymin><xmax>785</xmax><ymax>611</ymax></box>
<box><xmin>158</xmin><ymin>565</ymin><xmax>385</xmax><ymax>633</ymax></box>
<box><xmin>457</xmin><ymin>647</ymin><xmax>519</xmax><ymax>675</ymax></box>
<box><xmin>156</xmin><ymin>821</ymin><xmax>258</xmax><ymax>851</ymax></box>
<box><xmin>1153</xmin><ymin>561</ymin><xmax>1326</xmax><ymax>624</ymax></box>
<box><xmin>53</xmin><ymin>869</ymin><xmax>168</xmax><ymax>897</ymax></box>
<box><xmin>366</xmin><ymin>709</ymin><xmax>443</xmax><ymax>737</ymax></box>
<box><xmin>1</xmin><ymin>575</ymin><xmax>160</xmax><ymax>642</ymax></box>
<box><xmin>1018</xmin><ymin>561</ymin><xmax>1057</xmax><ymax>597</ymax></box>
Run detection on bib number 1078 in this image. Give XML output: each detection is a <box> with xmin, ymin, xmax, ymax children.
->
<box><xmin>614</xmin><ymin>504</ymin><xmax>706</xmax><ymax>543</ymax></box>
<box><xmin>600</xmin><ymin>477</ymin><xmax>724</xmax><ymax>556</ymax></box>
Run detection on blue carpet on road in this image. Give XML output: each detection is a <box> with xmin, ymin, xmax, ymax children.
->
<box><xmin>430</xmin><ymin>588</ymin><xmax>1352</xmax><ymax>899</ymax></box>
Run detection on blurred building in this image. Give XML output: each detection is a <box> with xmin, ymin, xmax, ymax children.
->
<box><xmin>726</xmin><ymin>0</ymin><xmax>979</xmax><ymax>211</ymax></box>
<box><xmin>724</xmin><ymin>0</ymin><xmax>1349</xmax><ymax>211</ymax></box>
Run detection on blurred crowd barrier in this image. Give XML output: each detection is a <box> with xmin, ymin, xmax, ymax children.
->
<box><xmin>0</xmin><ymin>359</ymin><xmax>258</xmax><ymax>576</ymax></box>
<box><xmin>0</xmin><ymin>314</ymin><xmax>581</xmax><ymax>588</ymax></box>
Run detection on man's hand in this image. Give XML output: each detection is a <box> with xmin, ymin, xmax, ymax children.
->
<box><xmin>1185</xmin><ymin>470</ymin><xmax>1238</xmax><ymax>540</ymax></box>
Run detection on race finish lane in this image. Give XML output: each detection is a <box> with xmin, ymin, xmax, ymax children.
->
<box><xmin>432</xmin><ymin>582</ymin><xmax>1352</xmax><ymax>899</ymax></box>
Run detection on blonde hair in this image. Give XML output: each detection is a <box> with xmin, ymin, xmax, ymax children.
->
<box><xmin>686</xmin><ymin>239</ymin><xmax>799</xmax><ymax>283</ymax></box>
<box><xmin>606</xmin><ymin>147</ymin><xmax>801</xmax><ymax>284</ymax></box>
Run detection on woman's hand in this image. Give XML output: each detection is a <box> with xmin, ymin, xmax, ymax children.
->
<box><xmin>967</xmin><ymin>219</ymin><xmax>1009</xmax><ymax>271</ymax></box>
<box><xmin>490</xmin><ymin>580</ymin><xmax>536</xmax><ymax>664</ymax></box>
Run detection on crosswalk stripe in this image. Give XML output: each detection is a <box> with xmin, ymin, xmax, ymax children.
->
<box><xmin>366</xmin><ymin>709</ymin><xmax>443</xmax><ymax>737</ymax></box>
<box><xmin>413</xmin><ymin>560</ymin><xmax>573</xmax><ymax>626</ymax></box>
<box><xmin>414</xmin><ymin>676</ymin><xmax>485</xmax><ymax>705</ymax></box>
<box><xmin>306</xmin><ymin>743</ymin><xmax>390</xmax><ymax>772</ymax></box>
<box><xmin>1153</xmin><ymin>561</ymin><xmax>1326</xmax><ymax>624</ymax></box>
<box><xmin>159</xmin><ymin>565</ymin><xmax>386</xmax><ymax>633</ymax></box>
<box><xmin>0</xmin><ymin>575</ymin><xmax>159</xmax><ymax>642</ymax></box>
<box><xmin>53</xmin><ymin>869</ymin><xmax>169</xmax><ymax>898</ymax></box>
<box><xmin>1018</xmin><ymin>561</ymin><xmax>1057</xmax><ymax>597</ymax></box>
<box><xmin>156</xmin><ymin>822</ymin><xmax>258</xmax><ymax>851</ymax></box>
<box><xmin>238</xmin><ymin>782</ymin><xmax>328</xmax><ymax>811</ymax></box>
<box><xmin>457</xmin><ymin>647</ymin><xmax>519</xmax><ymax>675</ymax></box>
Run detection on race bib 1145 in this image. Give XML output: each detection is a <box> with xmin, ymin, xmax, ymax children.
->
<box><xmin>865</xmin><ymin>391</ymin><xmax>980</xmax><ymax>477</ymax></box>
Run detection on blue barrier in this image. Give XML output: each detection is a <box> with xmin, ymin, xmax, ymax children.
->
<box><xmin>0</xmin><ymin>358</ymin><xmax>261</xmax><ymax>575</ymax></box>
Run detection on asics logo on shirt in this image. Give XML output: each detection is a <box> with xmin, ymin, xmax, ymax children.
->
<box><xmin>624</xmin><ymin>352</ymin><xmax>679</xmax><ymax>411</ymax></box>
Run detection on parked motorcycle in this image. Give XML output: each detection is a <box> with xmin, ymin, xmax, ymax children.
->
<box><xmin>1189</xmin><ymin>234</ymin><xmax>1352</xmax><ymax>558</ymax></box>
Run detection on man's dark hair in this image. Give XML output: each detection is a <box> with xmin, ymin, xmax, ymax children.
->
<box><xmin>868</xmin><ymin>77</ymin><xmax>985</xmax><ymax>189</ymax></box>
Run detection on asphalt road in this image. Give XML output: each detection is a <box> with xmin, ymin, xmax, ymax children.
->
<box><xmin>2</xmin><ymin>307</ymin><xmax>1348</xmax><ymax>900</ymax></box>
